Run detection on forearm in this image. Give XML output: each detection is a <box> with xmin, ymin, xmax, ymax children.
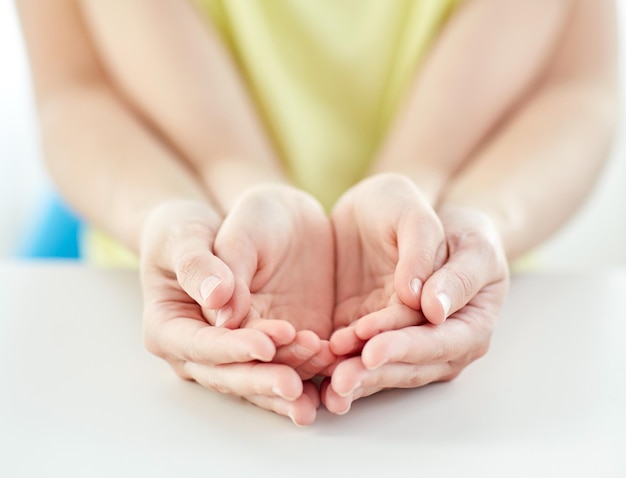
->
<box><xmin>40</xmin><ymin>81</ymin><xmax>215</xmax><ymax>253</ymax></box>
<box><xmin>438</xmin><ymin>0</ymin><xmax>619</xmax><ymax>260</ymax></box>
<box><xmin>370</xmin><ymin>0</ymin><xmax>571</xmax><ymax>204</ymax></box>
<box><xmin>80</xmin><ymin>0</ymin><xmax>288</xmax><ymax>212</ymax></box>
<box><xmin>438</xmin><ymin>82</ymin><xmax>618</xmax><ymax>260</ymax></box>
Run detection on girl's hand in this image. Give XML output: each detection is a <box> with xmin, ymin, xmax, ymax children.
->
<box><xmin>324</xmin><ymin>177</ymin><xmax>509</xmax><ymax>414</ymax></box>
<box><xmin>213</xmin><ymin>184</ymin><xmax>336</xmax><ymax>380</ymax></box>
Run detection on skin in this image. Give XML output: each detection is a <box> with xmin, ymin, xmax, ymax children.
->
<box><xmin>16</xmin><ymin>0</ymin><xmax>618</xmax><ymax>424</ymax></box>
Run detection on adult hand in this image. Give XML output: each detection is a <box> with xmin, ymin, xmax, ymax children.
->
<box><xmin>139</xmin><ymin>197</ymin><xmax>331</xmax><ymax>426</ymax></box>
<box><xmin>324</xmin><ymin>176</ymin><xmax>509</xmax><ymax>414</ymax></box>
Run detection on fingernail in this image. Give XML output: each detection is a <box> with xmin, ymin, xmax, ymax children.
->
<box><xmin>200</xmin><ymin>275</ymin><xmax>222</xmax><ymax>303</ymax></box>
<box><xmin>287</xmin><ymin>411</ymin><xmax>305</xmax><ymax>427</ymax></box>
<box><xmin>272</xmin><ymin>386</ymin><xmax>289</xmax><ymax>400</ymax></box>
<box><xmin>410</xmin><ymin>278</ymin><xmax>422</xmax><ymax>296</ymax></box>
<box><xmin>249</xmin><ymin>350</ymin><xmax>272</xmax><ymax>362</ymax></box>
<box><xmin>437</xmin><ymin>292</ymin><xmax>451</xmax><ymax>319</ymax></box>
<box><xmin>337</xmin><ymin>401</ymin><xmax>352</xmax><ymax>415</ymax></box>
<box><xmin>338</xmin><ymin>381</ymin><xmax>361</xmax><ymax>398</ymax></box>
<box><xmin>292</xmin><ymin>342</ymin><xmax>315</xmax><ymax>359</ymax></box>
<box><xmin>215</xmin><ymin>306</ymin><xmax>232</xmax><ymax>327</ymax></box>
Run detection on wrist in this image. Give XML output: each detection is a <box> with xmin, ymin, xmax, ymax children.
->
<box><xmin>200</xmin><ymin>156</ymin><xmax>291</xmax><ymax>213</ymax></box>
<box><xmin>436</xmin><ymin>204</ymin><xmax>508</xmax><ymax>261</ymax></box>
<box><xmin>140</xmin><ymin>199</ymin><xmax>222</xmax><ymax>267</ymax></box>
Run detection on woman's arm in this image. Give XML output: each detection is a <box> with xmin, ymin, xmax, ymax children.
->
<box><xmin>79</xmin><ymin>0</ymin><xmax>287</xmax><ymax>212</ymax></box>
<box><xmin>439</xmin><ymin>0</ymin><xmax>619</xmax><ymax>259</ymax></box>
<box><xmin>17</xmin><ymin>0</ymin><xmax>216</xmax><ymax>251</ymax></box>
<box><xmin>371</xmin><ymin>0</ymin><xmax>618</xmax><ymax>259</ymax></box>
<box><xmin>17</xmin><ymin>0</ymin><xmax>327</xmax><ymax>425</ymax></box>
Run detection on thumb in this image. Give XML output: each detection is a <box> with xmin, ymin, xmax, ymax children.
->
<box><xmin>171</xmin><ymin>236</ymin><xmax>246</xmax><ymax>325</ymax></box>
<box><xmin>394</xmin><ymin>208</ymin><xmax>447</xmax><ymax>312</ymax></box>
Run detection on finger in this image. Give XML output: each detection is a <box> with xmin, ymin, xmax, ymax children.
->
<box><xmin>295</xmin><ymin>340</ymin><xmax>337</xmax><ymax>379</ymax></box>
<box><xmin>329</xmin><ymin>325</ymin><xmax>365</xmax><ymax>357</ymax></box>
<box><xmin>323</xmin><ymin>356</ymin><xmax>368</xmax><ymax>415</ymax></box>
<box><xmin>360</xmin><ymin>320</ymin><xmax>490</xmax><ymax>370</ymax></box>
<box><xmin>325</xmin><ymin>356</ymin><xmax>455</xmax><ymax>414</ymax></box>
<box><xmin>394</xmin><ymin>207</ymin><xmax>447</xmax><ymax>311</ymax></box>
<box><xmin>353</xmin><ymin>302</ymin><xmax>426</xmax><ymax>341</ymax></box>
<box><xmin>145</xmin><ymin>316</ymin><xmax>276</xmax><ymax>365</ymax></box>
<box><xmin>329</xmin><ymin>356</ymin><xmax>369</xmax><ymax>399</ymax></box>
<box><xmin>185</xmin><ymin>361</ymin><xmax>303</xmax><ymax>401</ymax></box>
<box><xmin>245</xmin><ymin>386</ymin><xmax>318</xmax><ymax>426</ymax></box>
<box><xmin>244</xmin><ymin>317</ymin><xmax>297</xmax><ymax>347</ymax></box>
<box><xmin>326</xmin><ymin>361</ymin><xmax>454</xmax><ymax>414</ymax></box>
<box><xmin>171</xmin><ymin>236</ymin><xmax>237</xmax><ymax>311</ymax></box>
<box><xmin>273</xmin><ymin>330</ymin><xmax>321</xmax><ymax>370</ymax></box>
<box><xmin>171</xmin><ymin>237</ymin><xmax>251</xmax><ymax>330</ymax></box>
<box><xmin>421</xmin><ymin>243</ymin><xmax>503</xmax><ymax>325</ymax></box>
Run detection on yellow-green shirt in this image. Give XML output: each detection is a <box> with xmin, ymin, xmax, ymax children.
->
<box><xmin>86</xmin><ymin>0</ymin><xmax>461</xmax><ymax>265</ymax></box>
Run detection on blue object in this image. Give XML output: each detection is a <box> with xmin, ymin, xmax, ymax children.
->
<box><xmin>17</xmin><ymin>192</ymin><xmax>82</xmax><ymax>259</ymax></box>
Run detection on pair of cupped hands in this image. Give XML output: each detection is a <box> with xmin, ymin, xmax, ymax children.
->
<box><xmin>140</xmin><ymin>174</ymin><xmax>509</xmax><ymax>426</ymax></box>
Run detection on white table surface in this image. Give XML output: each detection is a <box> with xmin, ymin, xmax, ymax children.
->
<box><xmin>0</xmin><ymin>263</ymin><xmax>624</xmax><ymax>477</ymax></box>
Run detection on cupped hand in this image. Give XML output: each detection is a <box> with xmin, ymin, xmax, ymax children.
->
<box><xmin>328</xmin><ymin>173</ymin><xmax>448</xmax><ymax>359</ymax></box>
<box><xmin>212</xmin><ymin>184</ymin><xmax>336</xmax><ymax>380</ymax></box>
<box><xmin>139</xmin><ymin>199</ymin><xmax>329</xmax><ymax>425</ymax></box>
<box><xmin>324</xmin><ymin>200</ymin><xmax>510</xmax><ymax>414</ymax></box>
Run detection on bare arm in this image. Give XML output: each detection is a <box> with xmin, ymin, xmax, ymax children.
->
<box><xmin>17</xmin><ymin>0</ymin><xmax>216</xmax><ymax>251</ymax></box>
<box><xmin>17</xmin><ymin>0</ymin><xmax>286</xmax><ymax>251</ymax></box>
<box><xmin>79</xmin><ymin>0</ymin><xmax>286</xmax><ymax>211</ymax></box>
<box><xmin>372</xmin><ymin>0</ymin><xmax>618</xmax><ymax>258</ymax></box>
<box><xmin>439</xmin><ymin>0</ymin><xmax>619</xmax><ymax>259</ymax></box>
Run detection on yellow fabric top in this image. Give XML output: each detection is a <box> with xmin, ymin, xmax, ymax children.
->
<box><xmin>86</xmin><ymin>0</ymin><xmax>461</xmax><ymax>266</ymax></box>
<box><xmin>196</xmin><ymin>0</ymin><xmax>460</xmax><ymax>210</ymax></box>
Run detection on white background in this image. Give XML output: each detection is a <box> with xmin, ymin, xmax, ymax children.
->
<box><xmin>1</xmin><ymin>0</ymin><xmax>625</xmax><ymax>268</ymax></box>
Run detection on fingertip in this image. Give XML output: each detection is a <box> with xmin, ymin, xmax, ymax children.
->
<box><xmin>246</xmin><ymin>332</ymin><xmax>277</xmax><ymax>362</ymax></box>
<box><xmin>200</xmin><ymin>275</ymin><xmax>222</xmax><ymax>303</ymax></box>
<box><xmin>436</xmin><ymin>292</ymin><xmax>451</xmax><ymax>320</ymax></box>
<box><xmin>248</xmin><ymin>319</ymin><xmax>296</xmax><ymax>346</ymax></box>
<box><xmin>361</xmin><ymin>335</ymin><xmax>388</xmax><ymax>370</ymax></box>
<box><xmin>323</xmin><ymin>384</ymin><xmax>353</xmax><ymax>415</ymax></box>
<box><xmin>288</xmin><ymin>400</ymin><xmax>317</xmax><ymax>427</ymax></box>
<box><xmin>421</xmin><ymin>279</ymin><xmax>449</xmax><ymax>325</ymax></box>
<box><xmin>394</xmin><ymin>274</ymin><xmax>422</xmax><ymax>311</ymax></box>
<box><xmin>277</xmin><ymin>373</ymin><xmax>304</xmax><ymax>402</ymax></box>
<box><xmin>295</xmin><ymin>330</ymin><xmax>322</xmax><ymax>356</ymax></box>
<box><xmin>329</xmin><ymin>326</ymin><xmax>364</xmax><ymax>356</ymax></box>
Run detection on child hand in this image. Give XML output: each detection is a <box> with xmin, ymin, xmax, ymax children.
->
<box><xmin>325</xmin><ymin>190</ymin><xmax>510</xmax><ymax>414</ymax></box>
<box><xmin>213</xmin><ymin>184</ymin><xmax>336</xmax><ymax>380</ymax></box>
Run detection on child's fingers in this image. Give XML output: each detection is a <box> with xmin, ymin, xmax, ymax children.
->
<box><xmin>244</xmin><ymin>317</ymin><xmax>297</xmax><ymax>346</ymax></box>
<box><xmin>353</xmin><ymin>301</ymin><xmax>426</xmax><ymax>341</ymax></box>
<box><xmin>273</xmin><ymin>330</ymin><xmax>321</xmax><ymax>370</ymax></box>
<box><xmin>295</xmin><ymin>340</ymin><xmax>336</xmax><ymax>379</ymax></box>
<box><xmin>329</xmin><ymin>325</ymin><xmax>365</xmax><ymax>357</ymax></box>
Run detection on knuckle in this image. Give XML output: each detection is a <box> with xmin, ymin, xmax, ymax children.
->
<box><xmin>174</xmin><ymin>252</ymin><xmax>204</xmax><ymax>286</ymax></box>
<box><xmin>453</xmin><ymin>267</ymin><xmax>476</xmax><ymax>302</ymax></box>
<box><xmin>405</xmin><ymin>373</ymin><xmax>430</xmax><ymax>388</ymax></box>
